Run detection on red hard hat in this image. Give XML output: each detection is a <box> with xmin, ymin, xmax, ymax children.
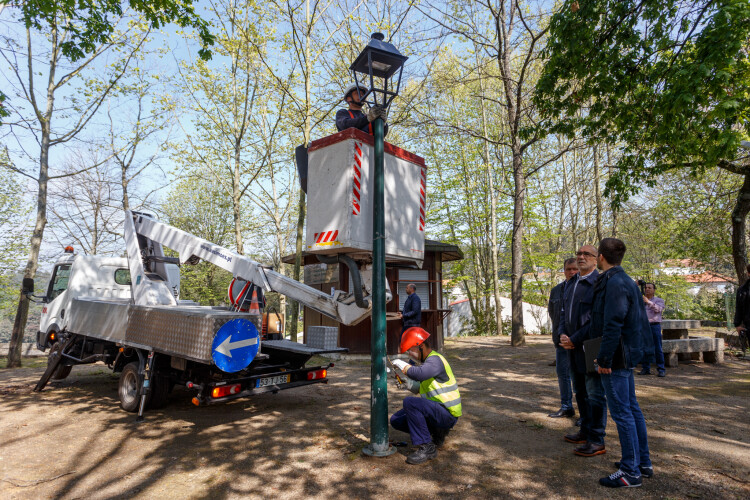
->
<box><xmin>400</xmin><ymin>327</ymin><xmax>430</xmax><ymax>353</ymax></box>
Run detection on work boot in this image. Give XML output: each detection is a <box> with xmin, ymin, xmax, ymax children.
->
<box><xmin>431</xmin><ymin>428</ymin><xmax>450</xmax><ymax>448</ymax></box>
<box><xmin>406</xmin><ymin>443</ymin><xmax>438</xmax><ymax>465</ymax></box>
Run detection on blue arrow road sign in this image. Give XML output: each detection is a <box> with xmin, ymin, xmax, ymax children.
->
<box><xmin>212</xmin><ymin>319</ymin><xmax>260</xmax><ymax>373</ymax></box>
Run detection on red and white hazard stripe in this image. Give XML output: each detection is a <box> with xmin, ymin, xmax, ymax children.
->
<box><xmin>352</xmin><ymin>142</ymin><xmax>363</xmax><ymax>215</ymax></box>
<box><xmin>313</xmin><ymin>230</ymin><xmax>339</xmax><ymax>244</ymax></box>
<box><xmin>418</xmin><ymin>167</ymin><xmax>426</xmax><ymax>231</ymax></box>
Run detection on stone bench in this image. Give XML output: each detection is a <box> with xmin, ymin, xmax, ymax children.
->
<box><xmin>661</xmin><ymin>338</ymin><xmax>724</xmax><ymax>367</ymax></box>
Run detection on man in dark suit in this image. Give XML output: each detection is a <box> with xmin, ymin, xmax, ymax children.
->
<box><xmin>558</xmin><ymin>245</ymin><xmax>607</xmax><ymax>457</ymax></box>
<box><xmin>547</xmin><ymin>257</ymin><xmax>578</xmax><ymax>418</ymax></box>
<box><xmin>398</xmin><ymin>284</ymin><xmax>422</xmax><ymax>336</ymax></box>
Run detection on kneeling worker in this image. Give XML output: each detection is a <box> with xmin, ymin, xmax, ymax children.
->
<box><xmin>390</xmin><ymin>327</ymin><xmax>462</xmax><ymax>465</ymax></box>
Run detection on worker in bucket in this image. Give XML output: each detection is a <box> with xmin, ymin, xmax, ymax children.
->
<box><xmin>390</xmin><ymin>327</ymin><xmax>461</xmax><ymax>465</ymax></box>
<box><xmin>335</xmin><ymin>84</ymin><xmax>388</xmax><ymax>136</ymax></box>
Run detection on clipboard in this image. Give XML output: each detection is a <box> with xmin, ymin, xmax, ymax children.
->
<box><xmin>584</xmin><ymin>336</ymin><xmax>626</xmax><ymax>373</ymax></box>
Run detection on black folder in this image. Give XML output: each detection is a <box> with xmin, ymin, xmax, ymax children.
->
<box><xmin>584</xmin><ymin>336</ymin><xmax>626</xmax><ymax>373</ymax></box>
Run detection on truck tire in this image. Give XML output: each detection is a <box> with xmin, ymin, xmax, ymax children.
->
<box><xmin>118</xmin><ymin>362</ymin><xmax>142</xmax><ymax>412</ymax></box>
<box><xmin>48</xmin><ymin>342</ymin><xmax>72</xmax><ymax>380</ymax></box>
<box><xmin>149</xmin><ymin>373</ymin><xmax>170</xmax><ymax>409</ymax></box>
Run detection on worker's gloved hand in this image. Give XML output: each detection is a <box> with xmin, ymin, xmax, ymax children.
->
<box><xmin>392</xmin><ymin>359</ymin><xmax>409</xmax><ymax>372</ymax></box>
<box><xmin>367</xmin><ymin>106</ymin><xmax>379</xmax><ymax>122</ymax></box>
<box><xmin>367</xmin><ymin>105</ymin><xmax>386</xmax><ymax>122</ymax></box>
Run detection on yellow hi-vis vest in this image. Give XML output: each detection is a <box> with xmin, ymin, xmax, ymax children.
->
<box><xmin>419</xmin><ymin>351</ymin><xmax>462</xmax><ymax>417</ymax></box>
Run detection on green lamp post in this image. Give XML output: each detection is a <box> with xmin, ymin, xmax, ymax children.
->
<box><xmin>350</xmin><ymin>33</ymin><xmax>407</xmax><ymax>458</ymax></box>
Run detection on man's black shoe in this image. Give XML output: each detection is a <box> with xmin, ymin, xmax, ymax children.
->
<box><xmin>574</xmin><ymin>442</ymin><xmax>606</xmax><ymax>456</ymax></box>
<box><xmin>548</xmin><ymin>408</ymin><xmax>575</xmax><ymax>418</ymax></box>
<box><xmin>657</xmin><ymin>370</ymin><xmax>666</xmax><ymax>377</ymax></box>
<box><xmin>614</xmin><ymin>462</ymin><xmax>654</xmax><ymax>478</ymax></box>
<box><xmin>406</xmin><ymin>443</ymin><xmax>438</xmax><ymax>465</ymax></box>
<box><xmin>599</xmin><ymin>470</ymin><xmax>642</xmax><ymax>488</ymax></box>
<box><xmin>548</xmin><ymin>360</ymin><xmax>557</xmax><ymax>366</ymax></box>
<box><xmin>564</xmin><ymin>431</ymin><xmax>587</xmax><ymax>444</ymax></box>
<box><xmin>431</xmin><ymin>428</ymin><xmax>450</xmax><ymax>448</ymax></box>
<box><xmin>575</xmin><ymin>417</ymin><xmax>582</xmax><ymax>427</ymax></box>
<box><xmin>637</xmin><ymin>369</ymin><xmax>651</xmax><ymax>375</ymax></box>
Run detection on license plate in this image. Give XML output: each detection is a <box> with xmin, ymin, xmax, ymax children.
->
<box><xmin>256</xmin><ymin>374</ymin><xmax>290</xmax><ymax>388</ymax></box>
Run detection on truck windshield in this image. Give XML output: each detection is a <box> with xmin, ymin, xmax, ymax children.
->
<box><xmin>48</xmin><ymin>265</ymin><xmax>71</xmax><ymax>301</ymax></box>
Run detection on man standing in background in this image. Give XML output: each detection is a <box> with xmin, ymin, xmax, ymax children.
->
<box><xmin>547</xmin><ymin>257</ymin><xmax>578</xmax><ymax>418</ymax></box>
<box><xmin>639</xmin><ymin>283</ymin><xmax>666</xmax><ymax>377</ymax></box>
<box><xmin>399</xmin><ymin>283</ymin><xmax>422</xmax><ymax>336</ymax></box>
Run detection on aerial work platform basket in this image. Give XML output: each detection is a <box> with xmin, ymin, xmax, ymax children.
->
<box><xmin>305</xmin><ymin>128</ymin><xmax>427</xmax><ymax>267</ymax></box>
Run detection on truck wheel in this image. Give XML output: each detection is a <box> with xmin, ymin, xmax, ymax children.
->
<box><xmin>119</xmin><ymin>362</ymin><xmax>142</xmax><ymax>412</ymax></box>
<box><xmin>48</xmin><ymin>342</ymin><xmax>72</xmax><ymax>380</ymax></box>
<box><xmin>148</xmin><ymin>374</ymin><xmax>170</xmax><ymax>409</ymax></box>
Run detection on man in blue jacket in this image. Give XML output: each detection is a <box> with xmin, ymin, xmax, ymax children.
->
<box><xmin>558</xmin><ymin>245</ymin><xmax>606</xmax><ymax>457</ymax></box>
<box><xmin>591</xmin><ymin>238</ymin><xmax>655</xmax><ymax>488</ymax></box>
<box><xmin>399</xmin><ymin>284</ymin><xmax>422</xmax><ymax>336</ymax></box>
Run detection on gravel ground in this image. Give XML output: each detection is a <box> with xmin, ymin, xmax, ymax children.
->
<box><xmin>0</xmin><ymin>335</ymin><xmax>748</xmax><ymax>499</ymax></box>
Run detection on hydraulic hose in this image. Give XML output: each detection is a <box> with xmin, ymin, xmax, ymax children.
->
<box><xmin>316</xmin><ymin>254</ymin><xmax>370</xmax><ymax>309</ymax></box>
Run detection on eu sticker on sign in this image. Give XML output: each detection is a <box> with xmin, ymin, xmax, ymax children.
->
<box><xmin>211</xmin><ymin>319</ymin><xmax>260</xmax><ymax>373</ymax></box>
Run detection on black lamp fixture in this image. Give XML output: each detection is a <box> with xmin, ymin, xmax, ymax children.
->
<box><xmin>349</xmin><ymin>33</ymin><xmax>408</xmax><ymax>109</ymax></box>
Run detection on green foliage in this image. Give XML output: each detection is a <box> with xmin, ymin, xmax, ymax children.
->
<box><xmin>161</xmin><ymin>173</ymin><xmax>234</xmax><ymax>306</ymax></box>
<box><xmin>0</xmin><ymin>153</ymin><xmax>30</xmax><ymax>322</ymax></box>
<box><xmin>535</xmin><ymin>0</ymin><xmax>750</xmax><ymax>206</ymax></box>
<box><xmin>7</xmin><ymin>0</ymin><xmax>215</xmax><ymax>61</ymax></box>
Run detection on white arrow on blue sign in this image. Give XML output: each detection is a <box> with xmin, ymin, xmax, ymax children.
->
<box><xmin>211</xmin><ymin>319</ymin><xmax>260</xmax><ymax>373</ymax></box>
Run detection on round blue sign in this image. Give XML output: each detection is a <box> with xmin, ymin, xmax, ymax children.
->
<box><xmin>211</xmin><ymin>319</ymin><xmax>260</xmax><ymax>373</ymax></box>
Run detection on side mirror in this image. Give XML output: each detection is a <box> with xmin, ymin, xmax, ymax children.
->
<box><xmin>22</xmin><ymin>278</ymin><xmax>34</xmax><ymax>294</ymax></box>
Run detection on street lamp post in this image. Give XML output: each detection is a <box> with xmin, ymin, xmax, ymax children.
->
<box><xmin>351</xmin><ymin>33</ymin><xmax>407</xmax><ymax>458</ymax></box>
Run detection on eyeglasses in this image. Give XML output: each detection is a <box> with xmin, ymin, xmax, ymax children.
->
<box><xmin>576</xmin><ymin>251</ymin><xmax>597</xmax><ymax>258</ymax></box>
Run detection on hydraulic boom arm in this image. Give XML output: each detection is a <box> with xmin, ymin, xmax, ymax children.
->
<box><xmin>123</xmin><ymin>211</ymin><xmax>386</xmax><ymax>325</ymax></box>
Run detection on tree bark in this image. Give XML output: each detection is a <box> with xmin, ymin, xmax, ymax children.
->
<box><xmin>510</xmin><ymin>143</ymin><xmax>526</xmax><ymax>346</ymax></box>
<box><xmin>731</xmin><ymin>173</ymin><xmax>750</xmax><ymax>285</ymax></box>
<box><xmin>593</xmin><ymin>144</ymin><xmax>603</xmax><ymax>242</ymax></box>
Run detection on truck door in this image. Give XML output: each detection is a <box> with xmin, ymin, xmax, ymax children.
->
<box><xmin>42</xmin><ymin>264</ymin><xmax>72</xmax><ymax>332</ymax></box>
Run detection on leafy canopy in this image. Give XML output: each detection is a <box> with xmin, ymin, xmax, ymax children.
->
<box><xmin>6</xmin><ymin>0</ymin><xmax>215</xmax><ymax>61</ymax></box>
<box><xmin>533</xmin><ymin>0</ymin><xmax>750</xmax><ymax>205</ymax></box>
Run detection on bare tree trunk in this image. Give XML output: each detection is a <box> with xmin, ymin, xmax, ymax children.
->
<box><xmin>593</xmin><ymin>144</ymin><xmax>602</xmax><ymax>242</ymax></box>
<box><xmin>476</xmin><ymin>58</ymin><xmax>503</xmax><ymax>337</ymax></box>
<box><xmin>731</xmin><ymin>173</ymin><xmax>750</xmax><ymax>285</ymax></box>
<box><xmin>510</xmin><ymin>143</ymin><xmax>525</xmax><ymax>346</ymax></box>
<box><xmin>606</xmin><ymin>143</ymin><xmax>618</xmax><ymax>236</ymax></box>
<box><xmin>233</xmin><ymin>144</ymin><xmax>244</xmax><ymax>254</ymax></box>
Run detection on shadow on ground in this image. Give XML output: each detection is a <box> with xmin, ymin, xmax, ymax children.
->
<box><xmin>0</xmin><ymin>336</ymin><xmax>748</xmax><ymax>499</ymax></box>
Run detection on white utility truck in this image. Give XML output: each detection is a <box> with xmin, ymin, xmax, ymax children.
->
<box><xmin>33</xmin><ymin>128</ymin><xmax>426</xmax><ymax>419</ymax></box>
<box><xmin>33</xmin><ymin>210</ymin><xmax>387</xmax><ymax>417</ymax></box>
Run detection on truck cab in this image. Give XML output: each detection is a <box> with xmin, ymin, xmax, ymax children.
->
<box><xmin>37</xmin><ymin>249</ymin><xmax>180</xmax><ymax>351</ymax></box>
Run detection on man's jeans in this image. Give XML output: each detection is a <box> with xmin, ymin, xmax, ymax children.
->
<box><xmin>555</xmin><ymin>346</ymin><xmax>573</xmax><ymax>410</ymax></box>
<box><xmin>584</xmin><ymin>372</ymin><xmax>607</xmax><ymax>445</ymax></box>
<box><xmin>651</xmin><ymin>323</ymin><xmax>666</xmax><ymax>372</ymax></box>
<box><xmin>600</xmin><ymin>369</ymin><xmax>652</xmax><ymax>477</ymax></box>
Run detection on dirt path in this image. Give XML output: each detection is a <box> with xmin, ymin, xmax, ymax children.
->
<box><xmin>1</xmin><ymin>336</ymin><xmax>748</xmax><ymax>499</ymax></box>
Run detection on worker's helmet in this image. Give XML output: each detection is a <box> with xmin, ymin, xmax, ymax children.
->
<box><xmin>400</xmin><ymin>327</ymin><xmax>430</xmax><ymax>354</ymax></box>
<box><xmin>342</xmin><ymin>84</ymin><xmax>368</xmax><ymax>102</ymax></box>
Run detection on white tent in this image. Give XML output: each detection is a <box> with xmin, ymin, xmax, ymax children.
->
<box><xmin>445</xmin><ymin>296</ymin><xmax>551</xmax><ymax>336</ymax></box>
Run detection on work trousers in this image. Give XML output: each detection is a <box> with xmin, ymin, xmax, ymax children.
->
<box><xmin>390</xmin><ymin>396</ymin><xmax>457</xmax><ymax>446</ymax></box>
<box><xmin>600</xmin><ymin>369</ymin><xmax>651</xmax><ymax>477</ymax></box>
<box><xmin>555</xmin><ymin>346</ymin><xmax>573</xmax><ymax>410</ymax></box>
